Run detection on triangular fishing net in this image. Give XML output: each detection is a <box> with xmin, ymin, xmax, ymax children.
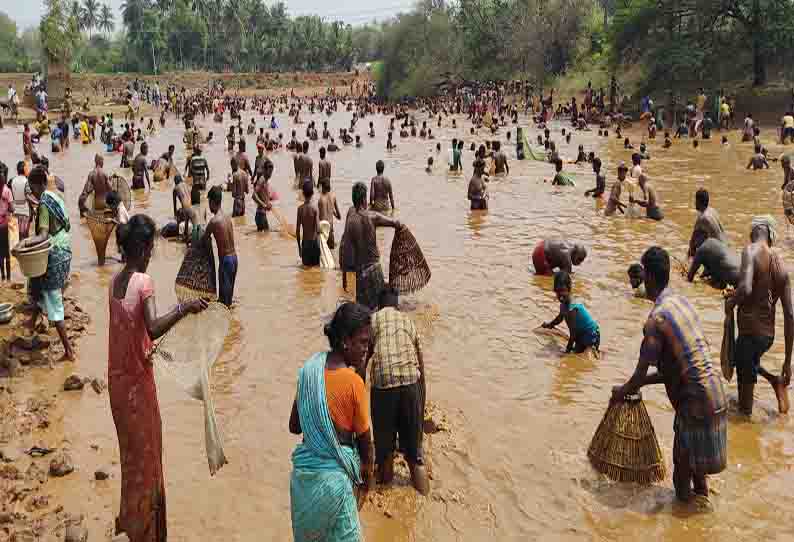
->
<box><xmin>151</xmin><ymin>302</ymin><xmax>230</xmax><ymax>475</ymax></box>
<box><xmin>85</xmin><ymin>211</ymin><xmax>116</xmax><ymax>265</ymax></box>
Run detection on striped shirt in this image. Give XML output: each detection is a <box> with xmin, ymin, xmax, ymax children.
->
<box><xmin>369</xmin><ymin>307</ymin><xmax>422</xmax><ymax>389</ymax></box>
<box><xmin>640</xmin><ymin>288</ymin><xmax>727</xmax><ymax>420</ymax></box>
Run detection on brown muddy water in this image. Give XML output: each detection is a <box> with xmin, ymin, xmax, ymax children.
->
<box><xmin>2</xmin><ymin>109</ymin><xmax>794</xmax><ymax>542</ymax></box>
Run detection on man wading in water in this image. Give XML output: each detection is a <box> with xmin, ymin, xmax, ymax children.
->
<box><xmin>78</xmin><ymin>154</ymin><xmax>111</xmax><ymax>217</ymax></box>
<box><xmin>132</xmin><ymin>142</ymin><xmax>151</xmax><ymax>190</ymax></box>
<box><xmin>201</xmin><ymin>186</ymin><xmax>237</xmax><ymax>307</ymax></box>
<box><xmin>341</xmin><ymin>182</ymin><xmax>402</xmax><ymax>310</ymax></box>
<box><xmin>613</xmin><ymin>246</ymin><xmax>727</xmax><ymax>503</ymax></box>
<box><xmin>186</xmin><ymin>145</ymin><xmax>210</xmax><ymax>206</ymax></box>
<box><xmin>725</xmin><ymin>216</ymin><xmax>793</xmax><ymax>415</ymax></box>
<box><xmin>689</xmin><ymin>189</ymin><xmax>727</xmax><ymax>257</ymax></box>
<box><xmin>370</xmin><ymin>160</ymin><xmax>395</xmax><ymax>213</ymax></box>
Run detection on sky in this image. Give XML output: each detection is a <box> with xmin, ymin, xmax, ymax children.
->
<box><xmin>0</xmin><ymin>0</ymin><xmax>414</xmax><ymax>30</ymax></box>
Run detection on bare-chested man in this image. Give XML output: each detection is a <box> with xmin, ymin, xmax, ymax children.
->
<box><xmin>604</xmin><ymin>162</ymin><xmax>628</xmax><ymax>216</ymax></box>
<box><xmin>173</xmin><ymin>174</ymin><xmax>198</xmax><ymax>243</ymax></box>
<box><xmin>493</xmin><ymin>141</ymin><xmax>509</xmax><ymax>175</ymax></box>
<box><xmin>725</xmin><ymin>216</ymin><xmax>793</xmax><ymax>415</ymax></box>
<box><xmin>341</xmin><ymin>182</ymin><xmax>402</xmax><ymax>309</ymax></box>
<box><xmin>631</xmin><ymin>174</ymin><xmax>664</xmax><ymax>220</ymax></box>
<box><xmin>318</xmin><ymin>147</ymin><xmax>331</xmax><ymax>188</ymax></box>
<box><xmin>229</xmin><ymin>157</ymin><xmax>249</xmax><ymax>217</ymax></box>
<box><xmin>687</xmin><ymin>238</ymin><xmax>740</xmax><ymax>289</ymax></box>
<box><xmin>318</xmin><ymin>177</ymin><xmax>341</xmax><ymax>249</ymax></box>
<box><xmin>201</xmin><ymin>186</ymin><xmax>237</xmax><ymax>307</ymax></box>
<box><xmin>131</xmin><ymin>142</ymin><xmax>150</xmax><ymax>190</ymax></box>
<box><xmin>236</xmin><ymin>140</ymin><xmax>254</xmax><ymax>178</ymax></box>
<box><xmin>370</xmin><ymin>160</ymin><xmax>395</xmax><ymax>213</ymax></box>
<box><xmin>688</xmin><ymin>188</ymin><xmax>728</xmax><ymax>257</ymax></box>
<box><xmin>78</xmin><ymin>154</ymin><xmax>111</xmax><ymax>217</ymax></box>
<box><xmin>531</xmin><ymin>239</ymin><xmax>588</xmax><ymax>275</ymax></box>
<box><xmin>747</xmin><ymin>144</ymin><xmax>770</xmax><ymax>170</ymax></box>
<box><xmin>296</xmin><ymin>180</ymin><xmax>321</xmax><ymax>267</ymax></box>
<box><xmin>253</xmin><ymin>158</ymin><xmax>273</xmax><ymax>231</ymax></box>
<box><xmin>468</xmin><ymin>158</ymin><xmax>488</xmax><ymax>210</ymax></box>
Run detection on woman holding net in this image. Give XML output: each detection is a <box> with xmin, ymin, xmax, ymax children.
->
<box><xmin>289</xmin><ymin>302</ymin><xmax>375</xmax><ymax>542</ymax></box>
<box><xmin>108</xmin><ymin>214</ymin><xmax>207</xmax><ymax>542</ymax></box>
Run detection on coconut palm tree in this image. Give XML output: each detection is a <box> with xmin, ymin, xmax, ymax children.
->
<box><xmin>99</xmin><ymin>4</ymin><xmax>115</xmax><ymax>35</ymax></box>
<box><xmin>82</xmin><ymin>0</ymin><xmax>100</xmax><ymax>37</ymax></box>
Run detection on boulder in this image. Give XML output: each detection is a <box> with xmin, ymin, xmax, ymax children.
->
<box><xmin>49</xmin><ymin>452</ymin><xmax>75</xmax><ymax>477</ymax></box>
<box><xmin>63</xmin><ymin>375</ymin><xmax>85</xmax><ymax>392</ymax></box>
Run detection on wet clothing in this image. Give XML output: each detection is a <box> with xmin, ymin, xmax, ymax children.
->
<box><xmin>674</xmin><ymin>410</ymin><xmax>727</xmax><ymax>476</ymax></box>
<box><xmin>369</xmin><ymin>308</ymin><xmax>422</xmax><ymax>389</ymax></box>
<box><xmin>735</xmin><ymin>335</ymin><xmax>774</xmax><ymax>384</ymax></box>
<box><xmin>372</xmin><ymin>382</ymin><xmax>424</xmax><ymax>465</ymax></box>
<box><xmin>232</xmin><ymin>197</ymin><xmax>245</xmax><ymax>217</ymax></box>
<box><xmin>255</xmin><ymin>208</ymin><xmax>269</xmax><ymax>231</ymax></box>
<box><xmin>562</xmin><ymin>301</ymin><xmax>600</xmax><ymax>352</ymax></box>
<box><xmin>301</xmin><ymin>239</ymin><xmax>321</xmax><ymax>267</ymax></box>
<box><xmin>218</xmin><ymin>254</ymin><xmax>238</xmax><ymax>307</ymax></box>
<box><xmin>646</xmin><ymin>205</ymin><xmax>664</xmax><ymax>221</ymax></box>
<box><xmin>532</xmin><ymin>240</ymin><xmax>551</xmax><ymax>275</ymax></box>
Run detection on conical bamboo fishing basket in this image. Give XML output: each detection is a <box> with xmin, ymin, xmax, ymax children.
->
<box><xmin>109</xmin><ymin>173</ymin><xmax>132</xmax><ymax>212</ymax></box>
<box><xmin>85</xmin><ymin>211</ymin><xmax>116</xmax><ymax>265</ymax></box>
<box><xmin>175</xmin><ymin>227</ymin><xmax>217</xmax><ymax>303</ymax></box>
<box><xmin>389</xmin><ymin>226</ymin><xmax>431</xmax><ymax>294</ymax></box>
<box><xmin>587</xmin><ymin>393</ymin><xmax>666</xmax><ymax>484</ymax></box>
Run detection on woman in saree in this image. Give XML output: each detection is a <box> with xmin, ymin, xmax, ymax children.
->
<box><xmin>108</xmin><ymin>214</ymin><xmax>207</xmax><ymax>542</ymax></box>
<box><xmin>19</xmin><ymin>166</ymin><xmax>74</xmax><ymax>360</ymax></box>
<box><xmin>289</xmin><ymin>302</ymin><xmax>375</xmax><ymax>542</ymax></box>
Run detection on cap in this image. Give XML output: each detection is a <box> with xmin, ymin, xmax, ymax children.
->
<box><xmin>617</xmin><ymin>161</ymin><xmax>628</xmax><ymax>170</ymax></box>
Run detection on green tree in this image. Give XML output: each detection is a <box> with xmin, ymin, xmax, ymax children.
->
<box><xmin>82</xmin><ymin>0</ymin><xmax>100</xmax><ymax>36</ymax></box>
<box><xmin>99</xmin><ymin>4</ymin><xmax>115</xmax><ymax>35</ymax></box>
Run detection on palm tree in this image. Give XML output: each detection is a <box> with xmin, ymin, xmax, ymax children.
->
<box><xmin>99</xmin><ymin>3</ymin><xmax>115</xmax><ymax>35</ymax></box>
<box><xmin>122</xmin><ymin>0</ymin><xmax>148</xmax><ymax>31</ymax></box>
<box><xmin>82</xmin><ymin>0</ymin><xmax>100</xmax><ymax>37</ymax></box>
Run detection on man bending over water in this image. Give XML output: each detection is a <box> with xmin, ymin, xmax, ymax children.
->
<box><xmin>686</xmin><ymin>238</ymin><xmax>740</xmax><ymax>289</ymax></box>
<box><xmin>531</xmin><ymin>239</ymin><xmax>587</xmax><ymax>275</ymax></box>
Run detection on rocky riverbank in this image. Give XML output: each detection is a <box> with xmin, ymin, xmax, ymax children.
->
<box><xmin>0</xmin><ymin>283</ymin><xmax>95</xmax><ymax>542</ymax></box>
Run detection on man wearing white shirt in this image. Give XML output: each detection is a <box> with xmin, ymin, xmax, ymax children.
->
<box><xmin>10</xmin><ymin>162</ymin><xmax>32</xmax><ymax>240</ymax></box>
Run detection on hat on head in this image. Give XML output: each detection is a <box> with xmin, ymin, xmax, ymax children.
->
<box><xmin>618</xmin><ymin>161</ymin><xmax>628</xmax><ymax>171</ymax></box>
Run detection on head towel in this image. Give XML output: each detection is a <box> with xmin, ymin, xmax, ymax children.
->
<box><xmin>752</xmin><ymin>215</ymin><xmax>777</xmax><ymax>245</ymax></box>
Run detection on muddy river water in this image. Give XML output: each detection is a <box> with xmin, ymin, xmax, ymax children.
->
<box><xmin>2</xmin><ymin>108</ymin><xmax>793</xmax><ymax>542</ymax></box>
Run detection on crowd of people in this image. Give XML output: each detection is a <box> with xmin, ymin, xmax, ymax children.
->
<box><xmin>1</xmin><ymin>74</ymin><xmax>794</xmax><ymax>541</ymax></box>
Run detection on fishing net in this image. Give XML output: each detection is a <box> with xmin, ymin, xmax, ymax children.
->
<box><xmin>389</xmin><ymin>226</ymin><xmax>431</xmax><ymax>294</ymax></box>
<box><xmin>721</xmin><ymin>299</ymin><xmax>736</xmax><ymax>382</ymax></box>
<box><xmin>110</xmin><ymin>173</ymin><xmax>132</xmax><ymax>212</ymax></box>
<box><xmin>319</xmin><ymin>221</ymin><xmax>335</xmax><ymax>269</ymax></box>
<box><xmin>588</xmin><ymin>393</ymin><xmax>666</xmax><ymax>484</ymax></box>
<box><xmin>85</xmin><ymin>211</ymin><xmax>116</xmax><ymax>265</ymax></box>
<box><xmin>175</xmin><ymin>225</ymin><xmax>217</xmax><ymax>303</ymax></box>
<box><xmin>151</xmin><ymin>302</ymin><xmax>230</xmax><ymax>475</ymax></box>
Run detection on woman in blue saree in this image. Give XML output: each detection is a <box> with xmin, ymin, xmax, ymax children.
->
<box><xmin>20</xmin><ymin>165</ymin><xmax>74</xmax><ymax>360</ymax></box>
<box><xmin>289</xmin><ymin>303</ymin><xmax>375</xmax><ymax>542</ymax></box>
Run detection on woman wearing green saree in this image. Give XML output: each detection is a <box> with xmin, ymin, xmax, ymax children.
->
<box><xmin>19</xmin><ymin>166</ymin><xmax>74</xmax><ymax>360</ymax></box>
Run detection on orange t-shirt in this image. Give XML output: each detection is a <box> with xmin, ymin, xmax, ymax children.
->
<box><xmin>325</xmin><ymin>367</ymin><xmax>370</xmax><ymax>435</ymax></box>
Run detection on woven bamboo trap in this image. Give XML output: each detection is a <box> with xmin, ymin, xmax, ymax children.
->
<box><xmin>175</xmin><ymin>228</ymin><xmax>217</xmax><ymax>303</ymax></box>
<box><xmin>85</xmin><ymin>211</ymin><xmax>116</xmax><ymax>265</ymax></box>
<box><xmin>389</xmin><ymin>226</ymin><xmax>431</xmax><ymax>294</ymax></box>
<box><xmin>587</xmin><ymin>393</ymin><xmax>666</xmax><ymax>484</ymax></box>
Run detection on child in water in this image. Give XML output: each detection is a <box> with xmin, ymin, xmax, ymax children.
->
<box><xmin>542</xmin><ymin>271</ymin><xmax>600</xmax><ymax>353</ymax></box>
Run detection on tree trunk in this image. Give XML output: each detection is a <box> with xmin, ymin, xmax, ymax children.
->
<box><xmin>752</xmin><ymin>32</ymin><xmax>766</xmax><ymax>86</ymax></box>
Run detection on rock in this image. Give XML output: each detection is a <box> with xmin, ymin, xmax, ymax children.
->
<box><xmin>0</xmin><ymin>447</ymin><xmax>21</xmax><ymax>463</ymax></box>
<box><xmin>26</xmin><ymin>462</ymin><xmax>47</xmax><ymax>484</ymax></box>
<box><xmin>11</xmin><ymin>336</ymin><xmax>50</xmax><ymax>352</ymax></box>
<box><xmin>63</xmin><ymin>375</ymin><xmax>85</xmax><ymax>392</ymax></box>
<box><xmin>0</xmin><ymin>464</ymin><xmax>21</xmax><ymax>480</ymax></box>
<box><xmin>64</xmin><ymin>525</ymin><xmax>88</xmax><ymax>542</ymax></box>
<box><xmin>49</xmin><ymin>452</ymin><xmax>75</xmax><ymax>477</ymax></box>
<box><xmin>25</xmin><ymin>494</ymin><xmax>49</xmax><ymax>512</ymax></box>
<box><xmin>94</xmin><ymin>467</ymin><xmax>110</xmax><ymax>481</ymax></box>
<box><xmin>90</xmin><ymin>378</ymin><xmax>106</xmax><ymax>395</ymax></box>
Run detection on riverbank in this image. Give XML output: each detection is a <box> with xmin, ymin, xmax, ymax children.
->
<box><xmin>0</xmin><ymin>275</ymin><xmax>94</xmax><ymax>542</ymax></box>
